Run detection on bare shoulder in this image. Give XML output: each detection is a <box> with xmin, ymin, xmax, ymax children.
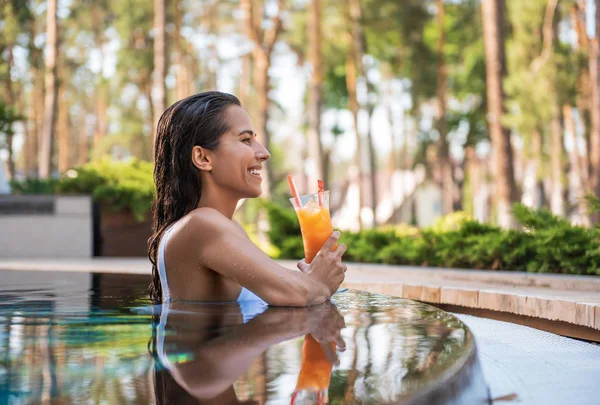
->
<box><xmin>174</xmin><ymin>208</ymin><xmax>246</xmax><ymax>242</ymax></box>
<box><xmin>232</xmin><ymin>219</ymin><xmax>250</xmax><ymax>239</ymax></box>
<box><xmin>183</xmin><ymin>207</ymin><xmax>234</xmax><ymax>233</ymax></box>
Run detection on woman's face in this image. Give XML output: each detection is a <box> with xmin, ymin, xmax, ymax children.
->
<box><xmin>198</xmin><ymin>105</ymin><xmax>270</xmax><ymax>198</ymax></box>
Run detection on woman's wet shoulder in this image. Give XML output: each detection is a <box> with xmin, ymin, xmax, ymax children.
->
<box><xmin>182</xmin><ymin>208</ymin><xmax>238</xmax><ymax>235</ymax></box>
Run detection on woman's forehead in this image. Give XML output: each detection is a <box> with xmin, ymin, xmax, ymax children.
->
<box><xmin>225</xmin><ymin>105</ymin><xmax>254</xmax><ymax>130</ymax></box>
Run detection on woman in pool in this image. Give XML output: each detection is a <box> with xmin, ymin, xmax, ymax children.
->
<box><xmin>148</xmin><ymin>91</ymin><xmax>347</xmax><ymax>305</ymax></box>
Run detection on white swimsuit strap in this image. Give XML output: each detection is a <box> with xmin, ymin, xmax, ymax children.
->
<box><xmin>156</xmin><ymin>303</ymin><xmax>174</xmax><ymax>370</ymax></box>
<box><xmin>158</xmin><ymin>226</ymin><xmax>175</xmax><ymax>303</ymax></box>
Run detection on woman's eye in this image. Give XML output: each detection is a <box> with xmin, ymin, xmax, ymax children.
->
<box><xmin>242</xmin><ymin>137</ymin><xmax>252</xmax><ymax>144</ymax></box>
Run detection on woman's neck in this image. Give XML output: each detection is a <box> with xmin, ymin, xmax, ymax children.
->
<box><xmin>197</xmin><ymin>187</ymin><xmax>239</xmax><ymax>220</ymax></box>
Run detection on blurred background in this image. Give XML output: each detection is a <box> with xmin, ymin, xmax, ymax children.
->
<box><xmin>0</xmin><ymin>0</ymin><xmax>599</xmax><ymax>233</ymax></box>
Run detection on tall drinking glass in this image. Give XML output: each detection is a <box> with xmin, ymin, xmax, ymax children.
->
<box><xmin>290</xmin><ymin>334</ymin><xmax>334</xmax><ymax>405</ymax></box>
<box><xmin>289</xmin><ymin>190</ymin><xmax>334</xmax><ymax>263</ymax></box>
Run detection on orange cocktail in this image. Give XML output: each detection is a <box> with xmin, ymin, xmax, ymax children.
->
<box><xmin>290</xmin><ymin>190</ymin><xmax>334</xmax><ymax>263</ymax></box>
<box><xmin>291</xmin><ymin>334</ymin><xmax>335</xmax><ymax>405</ymax></box>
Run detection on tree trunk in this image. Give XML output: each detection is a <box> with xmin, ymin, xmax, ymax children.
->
<box><xmin>239</xmin><ymin>52</ymin><xmax>252</xmax><ymax>108</ymax></box>
<box><xmin>253</xmin><ymin>50</ymin><xmax>272</xmax><ymax>198</ymax></box>
<box><xmin>563</xmin><ymin>105</ymin><xmax>587</xmax><ymax>188</ymax></box>
<box><xmin>386</xmin><ymin>87</ymin><xmax>397</xmax><ymax>189</ymax></box>
<box><xmin>12</xmin><ymin>93</ymin><xmax>26</xmax><ymax>176</ymax></box>
<box><xmin>27</xmin><ymin>77</ymin><xmax>42</xmax><ymax>176</ymax></box>
<box><xmin>481</xmin><ymin>0</ymin><xmax>518</xmax><ymax>227</ymax></box>
<box><xmin>39</xmin><ymin>0</ymin><xmax>58</xmax><ymax>179</ymax></box>
<box><xmin>35</xmin><ymin>82</ymin><xmax>44</xmax><ymax>170</ymax></box>
<box><xmin>174</xmin><ymin>0</ymin><xmax>188</xmax><ymax>101</ymax></box>
<box><xmin>323</xmin><ymin>149</ymin><xmax>332</xmax><ymax>196</ymax></box>
<box><xmin>307</xmin><ymin>0</ymin><xmax>326</xmax><ymax>191</ymax></box>
<box><xmin>402</xmin><ymin>116</ymin><xmax>412</xmax><ymax>170</ymax></box>
<box><xmin>437</xmin><ymin>0</ymin><xmax>453</xmax><ymax>215</ymax></box>
<box><xmin>57</xmin><ymin>84</ymin><xmax>69</xmax><ymax>173</ymax></box>
<box><xmin>253</xmin><ymin>354</ymin><xmax>268</xmax><ymax>404</ymax></box>
<box><xmin>464</xmin><ymin>146</ymin><xmax>477</xmax><ymax>216</ymax></box>
<box><xmin>24</xmin><ymin>102</ymin><xmax>35</xmax><ymax>176</ymax></box>
<box><xmin>241</xmin><ymin>0</ymin><xmax>284</xmax><ymax>199</ymax></box>
<box><xmin>4</xmin><ymin>45</ymin><xmax>16</xmax><ymax>180</ymax></box>
<box><xmin>564</xmin><ymin>104</ymin><xmax>590</xmax><ymax>225</ymax></box>
<box><xmin>78</xmin><ymin>126</ymin><xmax>88</xmax><ymax>166</ymax></box>
<box><xmin>366</xmin><ymin>106</ymin><xmax>378</xmax><ymax>227</ymax></box>
<box><xmin>92</xmin><ymin>6</ymin><xmax>108</xmax><ymax>156</ymax></box>
<box><xmin>6</xmin><ymin>135</ymin><xmax>15</xmax><ymax>181</ymax></box>
<box><xmin>590</xmin><ymin>0</ymin><xmax>600</xmax><ymax>207</ymax></box>
<box><xmin>145</xmin><ymin>84</ymin><xmax>155</xmax><ymax>161</ymax></box>
<box><xmin>533</xmin><ymin>129</ymin><xmax>545</xmax><ymax>208</ymax></box>
<box><xmin>152</xmin><ymin>0</ymin><xmax>167</xmax><ymax>156</ymax></box>
<box><xmin>207</xmin><ymin>4</ymin><xmax>219</xmax><ymax>91</ymax></box>
<box><xmin>347</xmin><ymin>0</ymin><xmax>366</xmax><ymax>230</ymax></box>
<box><xmin>550</xmin><ymin>106</ymin><xmax>565</xmax><ymax>216</ymax></box>
<box><xmin>343</xmin><ymin>326</ymin><xmax>360</xmax><ymax>404</ymax></box>
<box><xmin>571</xmin><ymin>2</ymin><xmax>592</xmax><ymax>121</ymax></box>
<box><xmin>345</xmin><ymin>49</ymin><xmax>363</xmax><ymax>230</ymax></box>
<box><xmin>570</xmin><ymin>2</ymin><xmax>593</xmax><ymax>182</ymax></box>
<box><xmin>94</xmin><ymin>87</ymin><xmax>107</xmax><ymax>155</ymax></box>
<box><xmin>27</xmin><ymin>18</ymin><xmax>43</xmax><ymax>177</ymax></box>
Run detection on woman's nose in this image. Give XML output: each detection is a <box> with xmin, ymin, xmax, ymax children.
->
<box><xmin>256</xmin><ymin>142</ymin><xmax>271</xmax><ymax>161</ymax></box>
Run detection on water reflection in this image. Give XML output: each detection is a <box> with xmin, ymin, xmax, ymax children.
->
<box><xmin>151</xmin><ymin>301</ymin><xmax>345</xmax><ymax>404</ymax></box>
<box><xmin>0</xmin><ymin>271</ymin><xmax>489</xmax><ymax>405</ymax></box>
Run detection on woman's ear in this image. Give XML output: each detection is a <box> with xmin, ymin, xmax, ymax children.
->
<box><xmin>192</xmin><ymin>146</ymin><xmax>213</xmax><ymax>172</ymax></box>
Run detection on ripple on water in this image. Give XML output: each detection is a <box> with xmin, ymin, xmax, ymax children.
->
<box><xmin>0</xmin><ymin>269</ymin><xmax>488</xmax><ymax>405</ymax></box>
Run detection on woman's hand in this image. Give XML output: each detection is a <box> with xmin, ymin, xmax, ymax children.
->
<box><xmin>297</xmin><ymin>231</ymin><xmax>348</xmax><ymax>298</ymax></box>
<box><xmin>305</xmin><ymin>301</ymin><xmax>346</xmax><ymax>365</ymax></box>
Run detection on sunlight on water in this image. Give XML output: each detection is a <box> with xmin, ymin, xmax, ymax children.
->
<box><xmin>0</xmin><ymin>270</ymin><xmax>488</xmax><ymax>405</ymax></box>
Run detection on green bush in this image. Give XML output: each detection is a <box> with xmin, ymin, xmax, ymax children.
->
<box><xmin>9</xmin><ymin>177</ymin><xmax>59</xmax><ymax>194</ymax></box>
<box><xmin>262</xmin><ymin>200</ymin><xmax>600</xmax><ymax>276</ymax></box>
<box><xmin>9</xmin><ymin>159</ymin><xmax>154</xmax><ymax>222</ymax></box>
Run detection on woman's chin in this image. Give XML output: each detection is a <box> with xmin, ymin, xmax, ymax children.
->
<box><xmin>244</xmin><ymin>187</ymin><xmax>263</xmax><ymax>199</ymax></box>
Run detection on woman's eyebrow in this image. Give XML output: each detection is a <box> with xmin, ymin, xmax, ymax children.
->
<box><xmin>238</xmin><ymin>129</ymin><xmax>257</xmax><ymax>137</ymax></box>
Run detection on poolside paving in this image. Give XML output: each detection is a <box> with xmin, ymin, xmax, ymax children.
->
<box><xmin>2</xmin><ymin>257</ymin><xmax>600</xmax><ymax>335</ymax></box>
<box><xmin>456</xmin><ymin>313</ymin><xmax>600</xmax><ymax>405</ymax></box>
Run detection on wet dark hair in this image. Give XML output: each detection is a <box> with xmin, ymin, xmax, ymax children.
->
<box><xmin>148</xmin><ymin>91</ymin><xmax>241</xmax><ymax>303</ymax></box>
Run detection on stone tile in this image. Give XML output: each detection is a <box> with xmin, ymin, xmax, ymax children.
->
<box><xmin>575</xmin><ymin>302</ymin><xmax>596</xmax><ymax>328</ymax></box>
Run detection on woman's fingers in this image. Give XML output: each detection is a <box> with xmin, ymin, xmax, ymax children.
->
<box><xmin>335</xmin><ymin>333</ymin><xmax>346</xmax><ymax>351</ymax></box>
<box><xmin>320</xmin><ymin>231</ymin><xmax>340</xmax><ymax>253</ymax></box>
<box><xmin>320</xmin><ymin>341</ymin><xmax>340</xmax><ymax>366</ymax></box>
<box><xmin>335</xmin><ymin>243</ymin><xmax>347</xmax><ymax>258</ymax></box>
<box><xmin>297</xmin><ymin>259</ymin><xmax>309</xmax><ymax>272</ymax></box>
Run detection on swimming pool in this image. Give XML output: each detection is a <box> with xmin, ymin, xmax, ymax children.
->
<box><xmin>0</xmin><ymin>269</ymin><xmax>489</xmax><ymax>404</ymax></box>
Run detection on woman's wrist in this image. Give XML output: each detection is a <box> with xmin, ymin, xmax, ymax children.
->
<box><xmin>255</xmin><ymin>309</ymin><xmax>309</xmax><ymax>334</ymax></box>
<box><xmin>306</xmin><ymin>279</ymin><xmax>330</xmax><ymax>306</ymax></box>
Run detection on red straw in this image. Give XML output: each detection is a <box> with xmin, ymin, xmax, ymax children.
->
<box><xmin>317</xmin><ymin>180</ymin><xmax>324</xmax><ymax>207</ymax></box>
<box><xmin>288</xmin><ymin>175</ymin><xmax>301</xmax><ymax>208</ymax></box>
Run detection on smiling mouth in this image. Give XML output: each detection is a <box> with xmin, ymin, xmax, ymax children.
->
<box><xmin>248</xmin><ymin>168</ymin><xmax>262</xmax><ymax>180</ymax></box>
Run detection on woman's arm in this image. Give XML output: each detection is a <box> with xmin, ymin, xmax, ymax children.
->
<box><xmin>171</xmin><ymin>304</ymin><xmax>344</xmax><ymax>400</ymax></box>
<box><xmin>183</xmin><ymin>208</ymin><xmax>346</xmax><ymax>306</ymax></box>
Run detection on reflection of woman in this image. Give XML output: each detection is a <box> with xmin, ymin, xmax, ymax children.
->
<box><xmin>147</xmin><ymin>91</ymin><xmax>347</xmax><ymax>305</ymax></box>
<box><xmin>150</xmin><ymin>301</ymin><xmax>346</xmax><ymax>405</ymax></box>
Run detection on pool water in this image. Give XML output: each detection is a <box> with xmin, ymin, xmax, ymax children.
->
<box><xmin>0</xmin><ymin>270</ymin><xmax>489</xmax><ymax>404</ymax></box>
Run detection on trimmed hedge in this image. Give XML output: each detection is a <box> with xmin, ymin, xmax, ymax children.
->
<box><xmin>11</xmin><ymin>164</ymin><xmax>600</xmax><ymax>276</ymax></box>
<box><xmin>10</xmin><ymin>159</ymin><xmax>154</xmax><ymax>221</ymax></box>
<box><xmin>262</xmin><ymin>201</ymin><xmax>600</xmax><ymax>276</ymax></box>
